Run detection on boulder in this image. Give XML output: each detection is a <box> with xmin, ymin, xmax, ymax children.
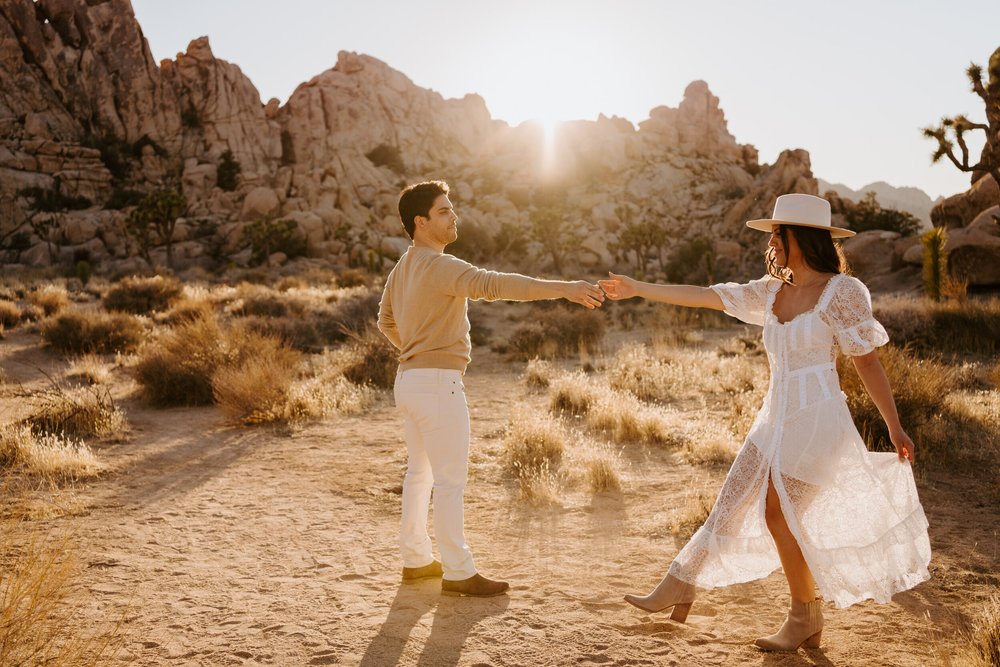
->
<box><xmin>240</xmin><ymin>187</ymin><xmax>280</xmax><ymax>219</ymax></box>
<box><xmin>930</xmin><ymin>174</ymin><xmax>999</xmax><ymax>229</ymax></box>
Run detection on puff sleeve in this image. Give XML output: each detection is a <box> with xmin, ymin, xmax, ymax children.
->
<box><xmin>710</xmin><ymin>275</ymin><xmax>778</xmax><ymax>326</ymax></box>
<box><xmin>823</xmin><ymin>275</ymin><xmax>889</xmax><ymax>356</ymax></box>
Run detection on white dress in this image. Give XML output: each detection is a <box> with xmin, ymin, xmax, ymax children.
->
<box><xmin>667</xmin><ymin>273</ymin><xmax>931</xmax><ymax>608</ymax></box>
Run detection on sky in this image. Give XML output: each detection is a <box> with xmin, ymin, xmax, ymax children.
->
<box><xmin>130</xmin><ymin>0</ymin><xmax>1000</xmax><ymax>200</ymax></box>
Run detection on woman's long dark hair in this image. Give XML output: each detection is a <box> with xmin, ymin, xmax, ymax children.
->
<box><xmin>765</xmin><ymin>225</ymin><xmax>850</xmax><ymax>284</ymax></box>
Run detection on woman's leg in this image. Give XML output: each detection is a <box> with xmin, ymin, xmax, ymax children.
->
<box><xmin>764</xmin><ymin>476</ymin><xmax>816</xmax><ymax>603</ymax></box>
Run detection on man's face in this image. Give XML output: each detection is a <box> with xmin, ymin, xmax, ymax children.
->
<box><xmin>418</xmin><ymin>194</ymin><xmax>458</xmax><ymax>246</ymax></box>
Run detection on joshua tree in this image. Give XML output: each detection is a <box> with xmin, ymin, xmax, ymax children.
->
<box><xmin>127</xmin><ymin>189</ymin><xmax>187</xmax><ymax>268</ymax></box>
<box><xmin>923</xmin><ymin>47</ymin><xmax>1000</xmax><ymax>205</ymax></box>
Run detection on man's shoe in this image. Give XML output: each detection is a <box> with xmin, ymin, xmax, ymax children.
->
<box><xmin>401</xmin><ymin>560</ymin><xmax>443</xmax><ymax>583</ymax></box>
<box><xmin>441</xmin><ymin>573</ymin><xmax>509</xmax><ymax>597</ymax></box>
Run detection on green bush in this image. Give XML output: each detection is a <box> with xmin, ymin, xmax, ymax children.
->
<box><xmin>217</xmin><ymin>150</ymin><xmax>241</xmax><ymax>191</ymax></box>
<box><xmin>243</xmin><ymin>218</ymin><xmax>308</xmax><ymax>266</ymax></box>
<box><xmin>846</xmin><ymin>192</ymin><xmax>921</xmax><ymax>236</ymax></box>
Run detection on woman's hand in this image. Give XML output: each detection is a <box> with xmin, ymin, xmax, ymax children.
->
<box><xmin>890</xmin><ymin>428</ymin><xmax>916</xmax><ymax>463</ymax></box>
<box><xmin>598</xmin><ymin>272</ymin><xmax>639</xmax><ymax>300</ymax></box>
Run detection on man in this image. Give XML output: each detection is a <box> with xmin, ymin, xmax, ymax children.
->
<box><xmin>377</xmin><ymin>180</ymin><xmax>604</xmax><ymax>597</ymax></box>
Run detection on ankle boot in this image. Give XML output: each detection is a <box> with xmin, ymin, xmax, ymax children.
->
<box><xmin>754</xmin><ymin>597</ymin><xmax>824</xmax><ymax>651</ymax></box>
<box><xmin>624</xmin><ymin>574</ymin><xmax>696</xmax><ymax>622</ymax></box>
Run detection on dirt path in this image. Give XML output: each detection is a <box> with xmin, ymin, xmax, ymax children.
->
<box><xmin>5</xmin><ymin>339</ymin><xmax>998</xmax><ymax>666</ymax></box>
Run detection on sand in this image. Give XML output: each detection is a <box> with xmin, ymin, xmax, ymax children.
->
<box><xmin>2</xmin><ymin>328</ymin><xmax>997</xmax><ymax>667</ymax></box>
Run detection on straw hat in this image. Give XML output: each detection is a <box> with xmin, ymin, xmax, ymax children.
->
<box><xmin>746</xmin><ymin>194</ymin><xmax>855</xmax><ymax>238</ymax></box>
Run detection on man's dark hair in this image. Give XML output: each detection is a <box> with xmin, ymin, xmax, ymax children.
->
<box><xmin>398</xmin><ymin>181</ymin><xmax>449</xmax><ymax>240</ymax></box>
<box><xmin>765</xmin><ymin>225</ymin><xmax>849</xmax><ymax>283</ymax></box>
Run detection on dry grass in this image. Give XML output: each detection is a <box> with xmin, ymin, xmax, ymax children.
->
<box><xmin>0</xmin><ymin>300</ymin><xmax>23</xmax><ymax>328</ymax></box>
<box><xmin>576</xmin><ymin>443</ymin><xmax>623</xmax><ymax>493</ymax></box>
<box><xmin>282</xmin><ymin>374</ymin><xmax>377</xmax><ymax>421</ymax></box>
<box><xmin>962</xmin><ymin>593</ymin><xmax>1000</xmax><ymax>667</ymax></box>
<box><xmin>339</xmin><ymin>326</ymin><xmax>398</xmax><ymax>390</ymax></box>
<box><xmin>523</xmin><ymin>358</ymin><xmax>555</xmax><ymax>389</ymax></box>
<box><xmin>212</xmin><ymin>341</ymin><xmax>302</xmax><ymax>424</ymax></box>
<box><xmin>838</xmin><ymin>345</ymin><xmax>999</xmax><ymax>474</ymax></box>
<box><xmin>681</xmin><ymin>422</ymin><xmax>737</xmax><ymax>466</ymax></box>
<box><xmin>503</xmin><ymin>409</ymin><xmax>567</xmax><ymax>475</ymax></box>
<box><xmin>41</xmin><ymin>310</ymin><xmax>145</xmax><ymax>355</ymax></box>
<box><xmin>103</xmin><ymin>274</ymin><xmax>183</xmax><ymax>314</ymax></box>
<box><xmin>548</xmin><ymin>371</ymin><xmax>682</xmax><ymax>447</ymax></box>
<box><xmin>0</xmin><ymin>425</ymin><xmax>104</xmax><ymax>481</ymax></box>
<box><xmin>18</xmin><ymin>383</ymin><xmax>128</xmax><ymax>442</ymax></box>
<box><xmin>28</xmin><ymin>285</ymin><xmax>69</xmax><ymax>316</ymax></box>
<box><xmin>66</xmin><ymin>354</ymin><xmax>112</xmax><ymax>385</ymax></box>
<box><xmin>875</xmin><ymin>295</ymin><xmax>1000</xmax><ymax>357</ymax></box>
<box><xmin>503</xmin><ymin>305</ymin><xmax>606</xmax><ymax>360</ymax></box>
<box><xmin>666</xmin><ymin>488</ymin><xmax>714</xmax><ymax>538</ymax></box>
<box><xmin>159</xmin><ymin>297</ymin><xmax>215</xmax><ymax>326</ymax></box>
<box><xmin>515</xmin><ymin>462</ymin><xmax>563</xmax><ymax>507</ymax></box>
<box><xmin>0</xmin><ymin>520</ymin><xmax>123</xmax><ymax>664</ymax></box>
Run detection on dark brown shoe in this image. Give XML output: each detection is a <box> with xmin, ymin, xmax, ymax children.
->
<box><xmin>441</xmin><ymin>573</ymin><xmax>509</xmax><ymax>597</ymax></box>
<box><xmin>401</xmin><ymin>560</ymin><xmax>443</xmax><ymax>583</ymax></box>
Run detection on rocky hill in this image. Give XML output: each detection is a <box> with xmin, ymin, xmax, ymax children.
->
<box><xmin>0</xmin><ymin>0</ymin><xmax>828</xmax><ymax>282</ymax></box>
<box><xmin>816</xmin><ymin>179</ymin><xmax>938</xmax><ymax>229</ymax></box>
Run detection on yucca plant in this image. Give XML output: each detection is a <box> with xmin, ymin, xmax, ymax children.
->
<box><xmin>921</xmin><ymin>226</ymin><xmax>948</xmax><ymax>302</ymax></box>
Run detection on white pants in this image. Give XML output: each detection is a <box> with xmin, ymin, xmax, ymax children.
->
<box><xmin>393</xmin><ymin>368</ymin><xmax>476</xmax><ymax>580</ymax></box>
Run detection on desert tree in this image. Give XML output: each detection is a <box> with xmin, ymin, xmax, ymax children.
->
<box><xmin>923</xmin><ymin>47</ymin><xmax>1000</xmax><ymax>207</ymax></box>
<box><xmin>529</xmin><ymin>187</ymin><xmax>579</xmax><ymax>275</ymax></box>
<box><xmin>126</xmin><ymin>188</ymin><xmax>187</xmax><ymax>268</ymax></box>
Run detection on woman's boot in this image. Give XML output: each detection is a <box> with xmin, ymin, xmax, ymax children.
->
<box><xmin>624</xmin><ymin>574</ymin><xmax>696</xmax><ymax>622</ymax></box>
<box><xmin>754</xmin><ymin>597</ymin><xmax>824</xmax><ymax>651</ymax></box>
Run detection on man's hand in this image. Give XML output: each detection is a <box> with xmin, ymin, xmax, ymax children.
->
<box><xmin>563</xmin><ymin>280</ymin><xmax>605</xmax><ymax>309</ymax></box>
<box><xmin>598</xmin><ymin>272</ymin><xmax>639</xmax><ymax>301</ymax></box>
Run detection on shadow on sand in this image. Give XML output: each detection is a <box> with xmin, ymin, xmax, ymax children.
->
<box><xmin>359</xmin><ymin>580</ymin><xmax>510</xmax><ymax>667</ymax></box>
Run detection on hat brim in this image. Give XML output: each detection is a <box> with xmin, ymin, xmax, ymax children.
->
<box><xmin>746</xmin><ymin>219</ymin><xmax>855</xmax><ymax>238</ymax></box>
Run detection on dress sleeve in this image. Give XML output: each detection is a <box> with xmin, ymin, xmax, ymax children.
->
<box><xmin>709</xmin><ymin>275</ymin><xmax>776</xmax><ymax>326</ymax></box>
<box><xmin>824</xmin><ymin>276</ymin><xmax>889</xmax><ymax>356</ymax></box>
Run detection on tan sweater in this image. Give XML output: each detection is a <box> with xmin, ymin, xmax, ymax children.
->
<box><xmin>377</xmin><ymin>246</ymin><xmax>541</xmax><ymax>373</ymax></box>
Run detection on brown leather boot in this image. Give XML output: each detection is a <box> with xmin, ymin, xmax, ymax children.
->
<box><xmin>401</xmin><ymin>560</ymin><xmax>443</xmax><ymax>583</ymax></box>
<box><xmin>754</xmin><ymin>597</ymin><xmax>824</xmax><ymax>651</ymax></box>
<box><xmin>441</xmin><ymin>573</ymin><xmax>509</xmax><ymax>597</ymax></box>
<box><xmin>624</xmin><ymin>574</ymin><xmax>696</xmax><ymax>622</ymax></box>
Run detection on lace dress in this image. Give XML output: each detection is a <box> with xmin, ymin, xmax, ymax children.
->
<box><xmin>666</xmin><ymin>273</ymin><xmax>931</xmax><ymax>608</ymax></box>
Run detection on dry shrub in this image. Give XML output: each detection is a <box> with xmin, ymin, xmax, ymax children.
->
<box><xmin>962</xmin><ymin>593</ymin><xmax>1000</xmax><ymax>667</ymax></box>
<box><xmin>577</xmin><ymin>444</ymin><xmax>622</xmax><ymax>493</ymax></box>
<box><xmin>838</xmin><ymin>345</ymin><xmax>998</xmax><ymax>472</ymax></box>
<box><xmin>608</xmin><ymin>343</ymin><xmax>678</xmax><ymax>402</ymax></box>
<box><xmin>504</xmin><ymin>305</ymin><xmax>606</xmax><ymax>359</ymax></box>
<box><xmin>681</xmin><ymin>425</ymin><xmax>737</xmax><ymax>466</ymax></box>
<box><xmin>667</xmin><ymin>488</ymin><xmax>714</xmax><ymax>538</ymax></box>
<box><xmin>0</xmin><ymin>300</ymin><xmax>22</xmax><ymax>328</ymax></box>
<box><xmin>103</xmin><ymin>274</ymin><xmax>183</xmax><ymax>314</ymax></box>
<box><xmin>160</xmin><ymin>297</ymin><xmax>214</xmax><ymax>326</ymax></box>
<box><xmin>0</xmin><ymin>521</ymin><xmax>123</xmax><ymax>663</ymax></box>
<box><xmin>0</xmin><ymin>425</ymin><xmax>103</xmax><ymax>481</ymax></box>
<box><xmin>336</xmin><ymin>267</ymin><xmax>371</xmax><ymax>288</ymax></box>
<box><xmin>20</xmin><ymin>384</ymin><xmax>127</xmax><ymax>441</ymax></box>
<box><xmin>875</xmin><ymin>295</ymin><xmax>1000</xmax><ymax>357</ymax></box>
<box><xmin>515</xmin><ymin>462</ymin><xmax>562</xmax><ymax>507</ymax></box>
<box><xmin>27</xmin><ymin>285</ymin><xmax>69</xmax><ymax>316</ymax></box>
<box><xmin>340</xmin><ymin>327</ymin><xmax>398</xmax><ymax>389</ymax></box>
<box><xmin>523</xmin><ymin>358</ymin><xmax>555</xmax><ymax>388</ymax></box>
<box><xmin>282</xmin><ymin>374</ymin><xmax>376</xmax><ymax>421</ymax></box>
<box><xmin>41</xmin><ymin>310</ymin><xmax>145</xmax><ymax>354</ymax></box>
<box><xmin>503</xmin><ymin>409</ymin><xmax>567</xmax><ymax>475</ymax></box>
<box><xmin>212</xmin><ymin>341</ymin><xmax>302</xmax><ymax>424</ymax></box>
<box><xmin>989</xmin><ymin>360</ymin><xmax>1000</xmax><ymax>391</ymax></box>
<box><xmin>66</xmin><ymin>354</ymin><xmax>111</xmax><ymax>385</ymax></box>
<box><xmin>548</xmin><ymin>371</ymin><xmax>682</xmax><ymax>447</ymax></box>
<box><xmin>134</xmin><ymin>316</ymin><xmax>296</xmax><ymax>407</ymax></box>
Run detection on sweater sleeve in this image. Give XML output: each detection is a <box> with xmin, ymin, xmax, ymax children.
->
<box><xmin>377</xmin><ymin>276</ymin><xmax>402</xmax><ymax>349</ymax></box>
<box><xmin>434</xmin><ymin>254</ymin><xmax>536</xmax><ymax>301</ymax></box>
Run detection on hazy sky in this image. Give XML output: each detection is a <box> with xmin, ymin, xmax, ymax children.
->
<box><xmin>131</xmin><ymin>0</ymin><xmax>1000</xmax><ymax>200</ymax></box>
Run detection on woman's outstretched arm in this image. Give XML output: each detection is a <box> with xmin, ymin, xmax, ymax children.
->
<box><xmin>598</xmin><ymin>272</ymin><xmax>725</xmax><ymax>310</ymax></box>
<box><xmin>851</xmin><ymin>350</ymin><xmax>916</xmax><ymax>462</ymax></box>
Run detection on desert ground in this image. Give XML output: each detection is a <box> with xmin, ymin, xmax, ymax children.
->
<box><xmin>2</xmin><ymin>289</ymin><xmax>998</xmax><ymax>667</ymax></box>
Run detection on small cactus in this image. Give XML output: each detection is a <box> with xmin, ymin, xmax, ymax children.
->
<box><xmin>921</xmin><ymin>226</ymin><xmax>948</xmax><ymax>301</ymax></box>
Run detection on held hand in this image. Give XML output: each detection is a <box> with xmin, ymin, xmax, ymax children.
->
<box><xmin>598</xmin><ymin>272</ymin><xmax>639</xmax><ymax>301</ymax></box>
<box><xmin>564</xmin><ymin>280</ymin><xmax>605</xmax><ymax>309</ymax></box>
<box><xmin>890</xmin><ymin>428</ymin><xmax>916</xmax><ymax>463</ymax></box>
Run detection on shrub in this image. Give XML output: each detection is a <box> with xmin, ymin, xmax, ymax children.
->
<box><xmin>922</xmin><ymin>226</ymin><xmax>948</xmax><ymax>301</ymax></box>
<box><xmin>212</xmin><ymin>340</ymin><xmax>302</xmax><ymax>424</ymax></box>
<box><xmin>216</xmin><ymin>149</ymin><xmax>241</xmax><ymax>191</ymax></box>
<box><xmin>365</xmin><ymin>143</ymin><xmax>405</xmax><ymax>174</ymax></box>
<box><xmin>19</xmin><ymin>186</ymin><xmax>91</xmax><ymax>212</ymax></box>
<box><xmin>66</xmin><ymin>354</ymin><xmax>111</xmax><ymax>385</ymax></box>
<box><xmin>20</xmin><ymin>383</ymin><xmax>127</xmax><ymax>441</ymax></box>
<box><xmin>502</xmin><ymin>409</ymin><xmax>567</xmax><ymax>475</ymax></box>
<box><xmin>243</xmin><ymin>218</ymin><xmax>308</xmax><ymax>266</ymax></box>
<box><xmin>0</xmin><ymin>424</ymin><xmax>103</xmax><ymax>481</ymax></box>
<box><xmin>28</xmin><ymin>285</ymin><xmax>68</xmax><ymax>316</ymax></box>
<box><xmin>666</xmin><ymin>488</ymin><xmax>714</xmax><ymax>538</ymax></box>
<box><xmin>523</xmin><ymin>358</ymin><xmax>555</xmax><ymax>389</ymax></box>
<box><xmin>341</xmin><ymin>327</ymin><xmax>398</xmax><ymax>389</ymax></box>
<box><xmin>41</xmin><ymin>310</ymin><xmax>145</xmax><ymax>354</ymax></box>
<box><xmin>844</xmin><ymin>192</ymin><xmax>921</xmax><ymax>236</ymax></box>
<box><xmin>505</xmin><ymin>305</ymin><xmax>606</xmax><ymax>360</ymax></box>
<box><xmin>875</xmin><ymin>295</ymin><xmax>1000</xmax><ymax>357</ymax></box>
<box><xmin>963</xmin><ymin>593</ymin><xmax>1000</xmax><ymax>667</ymax></box>
<box><xmin>103</xmin><ymin>275</ymin><xmax>183</xmax><ymax>314</ymax></box>
<box><xmin>0</xmin><ymin>300</ymin><xmax>22</xmax><ymax>327</ymax></box>
<box><xmin>105</xmin><ymin>187</ymin><xmax>144</xmax><ymax>210</ymax></box>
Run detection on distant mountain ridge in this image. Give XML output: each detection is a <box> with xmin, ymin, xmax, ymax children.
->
<box><xmin>817</xmin><ymin>179</ymin><xmax>941</xmax><ymax>229</ymax></box>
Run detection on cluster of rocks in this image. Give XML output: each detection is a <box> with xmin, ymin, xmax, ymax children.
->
<box><xmin>1</xmin><ymin>0</ymin><xmax>995</xmax><ymax>290</ymax></box>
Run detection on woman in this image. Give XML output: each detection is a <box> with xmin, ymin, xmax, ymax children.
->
<box><xmin>599</xmin><ymin>194</ymin><xmax>930</xmax><ymax>651</ymax></box>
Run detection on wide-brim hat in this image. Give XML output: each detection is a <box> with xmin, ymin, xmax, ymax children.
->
<box><xmin>746</xmin><ymin>193</ymin><xmax>855</xmax><ymax>238</ymax></box>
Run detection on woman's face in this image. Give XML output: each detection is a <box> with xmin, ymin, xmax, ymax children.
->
<box><xmin>768</xmin><ymin>226</ymin><xmax>788</xmax><ymax>267</ymax></box>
